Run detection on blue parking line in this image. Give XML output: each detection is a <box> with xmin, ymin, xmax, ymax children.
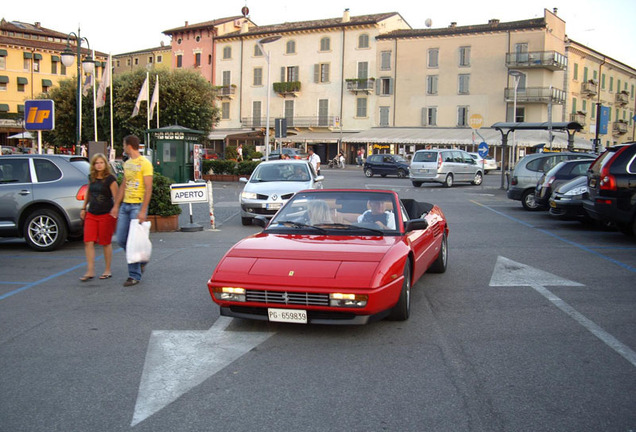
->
<box><xmin>471</xmin><ymin>200</ymin><xmax>636</xmax><ymax>273</ymax></box>
<box><xmin>0</xmin><ymin>247</ymin><xmax>124</xmax><ymax>301</ymax></box>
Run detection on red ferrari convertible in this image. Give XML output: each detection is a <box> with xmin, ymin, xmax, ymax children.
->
<box><xmin>207</xmin><ymin>189</ymin><xmax>448</xmax><ymax>324</ymax></box>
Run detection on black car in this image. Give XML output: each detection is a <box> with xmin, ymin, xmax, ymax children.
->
<box><xmin>583</xmin><ymin>142</ymin><xmax>636</xmax><ymax>236</ymax></box>
<box><xmin>363</xmin><ymin>154</ymin><xmax>409</xmax><ymax>178</ymax></box>
<box><xmin>535</xmin><ymin>158</ymin><xmax>594</xmax><ymax>208</ymax></box>
<box><xmin>548</xmin><ymin>175</ymin><xmax>590</xmax><ymax>221</ymax></box>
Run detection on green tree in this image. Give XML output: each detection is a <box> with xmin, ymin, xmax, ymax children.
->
<box><xmin>42</xmin><ymin>68</ymin><xmax>219</xmax><ymax>155</ymax></box>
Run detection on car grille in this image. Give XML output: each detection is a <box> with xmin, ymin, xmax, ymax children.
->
<box><xmin>256</xmin><ymin>192</ymin><xmax>295</xmax><ymax>200</ymax></box>
<box><xmin>246</xmin><ymin>289</ymin><xmax>329</xmax><ymax>306</ymax></box>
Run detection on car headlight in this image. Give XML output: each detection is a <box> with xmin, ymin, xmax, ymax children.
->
<box><xmin>241</xmin><ymin>191</ymin><xmax>257</xmax><ymax>200</ymax></box>
<box><xmin>213</xmin><ymin>287</ymin><xmax>246</xmax><ymax>302</ymax></box>
<box><xmin>329</xmin><ymin>293</ymin><xmax>368</xmax><ymax>308</ymax></box>
<box><xmin>564</xmin><ymin>186</ymin><xmax>587</xmax><ymax>196</ymax></box>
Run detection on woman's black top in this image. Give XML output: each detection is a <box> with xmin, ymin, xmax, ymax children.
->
<box><xmin>87</xmin><ymin>175</ymin><xmax>116</xmax><ymax>215</ymax></box>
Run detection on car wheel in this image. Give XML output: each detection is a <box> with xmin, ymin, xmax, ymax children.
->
<box><xmin>381</xmin><ymin>174</ymin><xmax>387</xmax><ymax>177</ymax></box>
<box><xmin>397</xmin><ymin>169</ymin><xmax>407</xmax><ymax>178</ymax></box>
<box><xmin>241</xmin><ymin>217</ymin><xmax>252</xmax><ymax>226</ymax></box>
<box><xmin>617</xmin><ymin>219</ymin><xmax>636</xmax><ymax>236</ymax></box>
<box><xmin>364</xmin><ymin>168</ymin><xmax>373</xmax><ymax>177</ymax></box>
<box><xmin>429</xmin><ymin>233</ymin><xmax>448</xmax><ymax>273</ymax></box>
<box><xmin>443</xmin><ymin>174</ymin><xmax>454</xmax><ymax>188</ymax></box>
<box><xmin>521</xmin><ymin>189</ymin><xmax>542</xmax><ymax>211</ymax></box>
<box><xmin>472</xmin><ymin>171</ymin><xmax>483</xmax><ymax>185</ymax></box>
<box><xmin>388</xmin><ymin>261</ymin><xmax>411</xmax><ymax>321</ymax></box>
<box><xmin>23</xmin><ymin>209</ymin><xmax>67</xmax><ymax>251</ymax></box>
<box><xmin>412</xmin><ymin>181</ymin><xmax>422</xmax><ymax>188</ymax></box>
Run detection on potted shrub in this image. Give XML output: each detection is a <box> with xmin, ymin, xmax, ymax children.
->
<box><xmin>148</xmin><ymin>173</ymin><xmax>182</xmax><ymax>232</ymax></box>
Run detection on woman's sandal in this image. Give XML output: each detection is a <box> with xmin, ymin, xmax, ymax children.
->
<box><xmin>80</xmin><ymin>275</ymin><xmax>94</xmax><ymax>282</ymax></box>
<box><xmin>99</xmin><ymin>274</ymin><xmax>112</xmax><ymax>280</ymax></box>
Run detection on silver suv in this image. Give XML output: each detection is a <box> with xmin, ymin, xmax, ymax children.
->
<box><xmin>507</xmin><ymin>152</ymin><xmax>594</xmax><ymax>210</ymax></box>
<box><xmin>0</xmin><ymin>154</ymin><xmax>90</xmax><ymax>251</ymax></box>
<box><xmin>410</xmin><ymin>149</ymin><xmax>483</xmax><ymax>187</ymax></box>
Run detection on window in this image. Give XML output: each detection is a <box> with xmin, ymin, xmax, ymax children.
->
<box><xmin>320</xmin><ymin>37</ymin><xmax>330</xmax><ymax>52</ymax></box>
<box><xmin>134</xmin><ymin>58</ymin><xmax>139</xmax><ymax>65</ymax></box>
<box><xmin>223</xmin><ymin>46</ymin><xmax>231</xmax><ymax>59</ymax></box>
<box><xmin>421</xmin><ymin>107</ymin><xmax>437</xmax><ymax>126</ymax></box>
<box><xmin>427</xmin><ymin>75</ymin><xmax>438</xmax><ymax>95</ymax></box>
<box><xmin>379</xmin><ymin>107</ymin><xmax>390</xmax><ymax>126</ymax></box>
<box><xmin>459</xmin><ymin>46</ymin><xmax>470</xmax><ymax>67</ymax></box>
<box><xmin>507</xmin><ymin>105</ymin><xmax>525</xmax><ymax>122</ymax></box>
<box><xmin>286</xmin><ymin>40</ymin><xmax>296</xmax><ymax>54</ymax></box>
<box><xmin>457</xmin><ymin>106</ymin><xmax>469</xmax><ymax>126</ymax></box>
<box><xmin>571</xmin><ymin>98</ymin><xmax>577</xmax><ymax>114</ymax></box>
<box><xmin>34</xmin><ymin>159</ymin><xmax>61</xmax><ymax>182</ymax></box>
<box><xmin>157</xmin><ymin>55</ymin><xmax>163</xmax><ymax>63</ymax></box>
<box><xmin>222</xmin><ymin>70</ymin><xmax>231</xmax><ymax>87</ymax></box>
<box><xmin>254</xmin><ymin>44</ymin><xmax>263</xmax><ymax>56</ymax></box>
<box><xmin>356</xmin><ymin>98</ymin><xmax>367</xmax><ymax>118</ymax></box>
<box><xmin>458</xmin><ymin>74</ymin><xmax>470</xmax><ymax>94</ymax></box>
<box><xmin>176</xmin><ymin>55</ymin><xmax>182</xmax><ymax>68</ymax></box>
<box><xmin>318</xmin><ymin>99</ymin><xmax>329</xmax><ymax>126</ymax></box>
<box><xmin>358</xmin><ymin>34</ymin><xmax>369</xmax><ymax>48</ymax></box>
<box><xmin>514</xmin><ymin>43</ymin><xmax>528</xmax><ymax>62</ymax></box>
<box><xmin>221</xmin><ymin>102</ymin><xmax>230</xmax><ymax>120</ymax></box>
<box><xmin>381</xmin><ymin>51</ymin><xmax>391</xmax><ymax>70</ymax></box>
<box><xmin>281</xmin><ymin>66</ymin><xmax>299</xmax><ymax>82</ymax></box>
<box><xmin>609</xmin><ymin>76</ymin><xmax>614</xmax><ymax>92</ymax></box>
<box><xmin>0</xmin><ymin>51</ymin><xmax>5</xmax><ymax>70</ymax></box>
<box><xmin>17</xmin><ymin>77</ymin><xmax>27</xmax><ymax>92</ymax></box>
<box><xmin>285</xmin><ymin>100</ymin><xmax>294</xmax><ymax>127</ymax></box>
<box><xmin>252</xmin><ymin>101</ymin><xmax>262</xmax><ymax>127</ymax></box>
<box><xmin>357</xmin><ymin>61</ymin><xmax>368</xmax><ymax>80</ymax></box>
<box><xmin>573</xmin><ymin>63</ymin><xmax>578</xmax><ymax>80</ymax></box>
<box><xmin>314</xmin><ymin>63</ymin><xmax>330</xmax><ymax>83</ymax></box>
<box><xmin>428</xmin><ymin>49</ymin><xmax>439</xmax><ymax>68</ymax></box>
<box><xmin>33</xmin><ymin>58</ymin><xmax>40</xmax><ymax>73</ymax></box>
<box><xmin>148</xmin><ymin>56</ymin><xmax>153</xmax><ymax>64</ymax></box>
<box><xmin>126</xmin><ymin>59</ymin><xmax>131</xmax><ymax>66</ymax></box>
<box><xmin>195</xmin><ymin>53</ymin><xmax>201</xmax><ymax>67</ymax></box>
<box><xmin>51</xmin><ymin>60</ymin><xmax>57</xmax><ymax>74</ymax></box>
<box><xmin>379</xmin><ymin>77</ymin><xmax>393</xmax><ymax>96</ymax></box>
<box><xmin>583</xmin><ymin>67</ymin><xmax>588</xmax><ymax>82</ymax></box>
<box><xmin>253</xmin><ymin>67</ymin><xmax>263</xmax><ymax>86</ymax></box>
<box><xmin>23</xmin><ymin>58</ymin><xmax>30</xmax><ymax>71</ymax></box>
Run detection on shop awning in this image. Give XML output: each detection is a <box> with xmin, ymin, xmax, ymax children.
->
<box><xmin>282</xmin><ymin>131</ymin><xmax>358</xmax><ymax>143</ymax></box>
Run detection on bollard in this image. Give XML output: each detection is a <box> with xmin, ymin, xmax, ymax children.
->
<box><xmin>207</xmin><ymin>180</ymin><xmax>215</xmax><ymax>230</ymax></box>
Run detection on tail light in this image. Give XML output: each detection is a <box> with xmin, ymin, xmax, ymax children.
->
<box><xmin>437</xmin><ymin>153</ymin><xmax>442</xmax><ymax>170</ymax></box>
<box><xmin>599</xmin><ymin>170</ymin><xmax>616</xmax><ymax>191</ymax></box>
<box><xmin>76</xmin><ymin>184</ymin><xmax>88</xmax><ymax>201</ymax></box>
<box><xmin>511</xmin><ymin>176</ymin><xmax>518</xmax><ymax>186</ymax></box>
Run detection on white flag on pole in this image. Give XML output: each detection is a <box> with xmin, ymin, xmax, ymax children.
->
<box><xmin>131</xmin><ymin>75</ymin><xmax>149</xmax><ymax>118</ymax></box>
<box><xmin>82</xmin><ymin>73</ymin><xmax>92</xmax><ymax>97</ymax></box>
<box><xmin>96</xmin><ymin>55</ymin><xmax>111</xmax><ymax>108</ymax></box>
<box><xmin>149</xmin><ymin>76</ymin><xmax>159</xmax><ymax>120</ymax></box>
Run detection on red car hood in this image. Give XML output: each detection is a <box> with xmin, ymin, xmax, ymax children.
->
<box><xmin>211</xmin><ymin>234</ymin><xmax>402</xmax><ymax>288</ymax></box>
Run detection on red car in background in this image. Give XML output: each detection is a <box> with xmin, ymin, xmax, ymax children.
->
<box><xmin>208</xmin><ymin>189</ymin><xmax>448</xmax><ymax>324</ymax></box>
<box><xmin>202</xmin><ymin>149</ymin><xmax>219</xmax><ymax>160</ymax></box>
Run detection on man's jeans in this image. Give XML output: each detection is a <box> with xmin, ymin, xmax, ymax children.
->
<box><xmin>116</xmin><ymin>202</ymin><xmax>146</xmax><ymax>281</ymax></box>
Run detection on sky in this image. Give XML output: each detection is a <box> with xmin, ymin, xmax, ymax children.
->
<box><xmin>3</xmin><ymin>0</ymin><xmax>636</xmax><ymax>68</ymax></box>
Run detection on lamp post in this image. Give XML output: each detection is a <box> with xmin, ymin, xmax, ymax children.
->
<box><xmin>257</xmin><ymin>35</ymin><xmax>281</xmax><ymax>161</ymax></box>
<box><xmin>508</xmin><ymin>70</ymin><xmax>523</xmax><ymax>168</ymax></box>
<box><xmin>60</xmin><ymin>27</ymin><xmax>94</xmax><ymax>155</ymax></box>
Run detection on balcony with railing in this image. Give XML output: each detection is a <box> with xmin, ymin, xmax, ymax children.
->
<box><xmin>581</xmin><ymin>80</ymin><xmax>598</xmax><ymax>97</ymax></box>
<box><xmin>505</xmin><ymin>51</ymin><xmax>567</xmax><ymax>70</ymax></box>
<box><xmin>615</xmin><ymin>91</ymin><xmax>629</xmax><ymax>106</ymax></box>
<box><xmin>504</xmin><ymin>87</ymin><xmax>566</xmax><ymax>104</ymax></box>
<box><xmin>346</xmin><ymin>78</ymin><xmax>375</xmax><ymax>94</ymax></box>
<box><xmin>569</xmin><ymin>112</ymin><xmax>587</xmax><ymax>127</ymax></box>
<box><xmin>273</xmin><ymin>81</ymin><xmax>301</xmax><ymax>97</ymax></box>
<box><xmin>241</xmin><ymin>115</ymin><xmax>337</xmax><ymax>129</ymax></box>
<box><xmin>213</xmin><ymin>85</ymin><xmax>236</xmax><ymax>99</ymax></box>
<box><xmin>613</xmin><ymin>120</ymin><xmax>628</xmax><ymax>134</ymax></box>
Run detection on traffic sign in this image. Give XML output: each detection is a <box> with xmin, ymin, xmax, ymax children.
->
<box><xmin>478</xmin><ymin>142</ymin><xmax>489</xmax><ymax>158</ymax></box>
<box><xmin>469</xmin><ymin>114</ymin><xmax>483</xmax><ymax>130</ymax></box>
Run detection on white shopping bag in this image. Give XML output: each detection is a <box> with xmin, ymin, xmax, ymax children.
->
<box><xmin>126</xmin><ymin>219</ymin><xmax>152</xmax><ymax>264</ymax></box>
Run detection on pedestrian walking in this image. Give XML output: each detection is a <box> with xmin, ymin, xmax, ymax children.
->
<box><xmin>79</xmin><ymin>153</ymin><xmax>118</xmax><ymax>282</ymax></box>
<box><xmin>110</xmin><ymin>135</ymin><xmax>153</xmax><ymax>287</ymax></box>
<box><xmin>308</xmin><ymin>146</ymin><xmax>321</xmax><ymax>175</ymax></box>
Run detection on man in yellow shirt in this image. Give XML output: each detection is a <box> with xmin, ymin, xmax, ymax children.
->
<box><xmin>111</xmin><ymin>135</ymin><xmax>153</xmax><ymax>287</ymax></box>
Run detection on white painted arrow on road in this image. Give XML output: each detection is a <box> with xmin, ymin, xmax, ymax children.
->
<box><xmin>131</xmin><ymin>316</ymin><xmax>275</xmax><ymax>426</ymax></box>
<box><xmin>490</xmin><ymin>256</ymin><xmax>636</xmax><ymax>369</ymax></box>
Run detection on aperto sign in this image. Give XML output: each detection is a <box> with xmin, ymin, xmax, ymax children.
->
<box><xmin>24</xmin><ymin>99</ymin><xmax>55</xmax><ymax>131</ymax></box>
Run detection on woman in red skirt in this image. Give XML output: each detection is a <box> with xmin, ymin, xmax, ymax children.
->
<box><xmin>79</xmin><ymin>153</ymin><xmax>119</xmax><ymax>281</ymax></box>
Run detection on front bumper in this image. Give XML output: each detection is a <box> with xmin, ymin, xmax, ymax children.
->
<box><xmin>220</xmin><ymin>306</ymin><xmax>389</xmax><ymax>325</ymax></box>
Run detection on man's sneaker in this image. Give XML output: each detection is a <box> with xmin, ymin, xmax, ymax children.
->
<box><xmin>123</xmin><ymin>277</ymin><xmax>140</xmax><ymax>287</ymax></box>
<box><xmin>141</xmin><ymin>263</ymin><xmax>146</xmax><ymax>274</ymax></box>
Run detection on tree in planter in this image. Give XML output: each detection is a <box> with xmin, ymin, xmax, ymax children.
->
<box><xmin>148</xmin><ymin>173</ymin><xmax>182</xmax><ymax>217</ymax></box>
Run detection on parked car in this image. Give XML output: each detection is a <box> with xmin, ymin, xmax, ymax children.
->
<box><xmin>262</xmin><ymin>148</ymin><xmax>306</xmax><ymax>160</ymax></box>
<box><xmin>0</xmin><ymin>154</ymin><xmax>90</xmax><ymax>251</ymax></box>
<box><xmin>410</xmin><ymin>149</ymin><xmax>483</xmax><ymax>187</ymax></box>
<box><xmin>202</xmin><ymin>149</ymin><xmax>219</xmax><ymax>160</ymax></box>
<box><xmin>534</xmin><ymin>158</ymin><xmax>594</xmax><ymax>208</ymax></box>
<box><xmin>468</xmin><ymin>153</ymin><xmax>498</xmax><ymax>174</ymax></box>
<box><xmin>239</xmin><ymin>160</ymin><xmax>323</xmax><ymax>226</ymax></box>
<box><xmin>208</xmin><ymin>189</ymin><xmax>448</xmax><ymax>324</ymax></box>
<box><xmin>507</xmin><ymin>152</ymin><xmax>594</xmax><ymax>210</ymax></box>
<box><xmin>363</xmin><ymin>154</ymin><xmax>410</xmax><ymax>178</ymax></box>
<box><xmin>583</xmin><ymin>142</ymin><xmax>636</xmax><ymax>236</ymax></box>
<box><xmin>548</xmin><ymin>175</ymin><xmax>590</xmax><ymax>221</ymax></box>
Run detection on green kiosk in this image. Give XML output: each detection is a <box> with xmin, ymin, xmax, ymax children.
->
<box><xmin>147</xmin><ymin>125</ymin><xmax>205</xmax><ymax>183</ymax></box>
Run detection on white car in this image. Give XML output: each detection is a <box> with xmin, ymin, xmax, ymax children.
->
<box><xmin>468</xmin><ymin>153</ymin><xmax>498</xmax><ymax>174</ymax></box>
<box><xmin>239</xmin><ymin>160</ymin><xmax>324</xmax><ymax>225</ymax></box>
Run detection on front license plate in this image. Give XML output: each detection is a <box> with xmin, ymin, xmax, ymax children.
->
<box><xmin>268</xmin><ymin>308</ymin><xmax>308</xmax><ymax>324</ymax></box>
<box><xmin>266</xmin><ymin>203</ymin><xmax>282</xmax><ymax>210</ymax></box>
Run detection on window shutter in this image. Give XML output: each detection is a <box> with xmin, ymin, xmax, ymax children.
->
<box><xmin>325</xmin><ymin>64</ymin><xmax>330</xmax><ymax>82</ymax></box>
<box><xmin>293</xmin><ymin>66</ymin><xmax>299</xmax><ymax>82</ymax></box>
<box><xmin>314</xmin><ymin>64</ymin><xmax>319</xmax><ymax>83</ymax></box>
<box><xmin>281</xmin><ymin>67</ymin><xmax>285</xmax><ymax>82</ymax></box>
<box><xmin>421</xmin><ymin>108</ymin><xmax>427</xmax><ymax>126</ymax></box>
<box><xmin>389</xmin><ymin>78</ymin><xmax>394</xmax><ymax>95</ymax></box>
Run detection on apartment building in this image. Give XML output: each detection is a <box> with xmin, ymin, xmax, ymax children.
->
<box><xmin>113</xmin><ymin>44</ymin><xmax>172</xmax><ymax>75</ymax></box>
<box><xmin>0</xmin><ymin>19</ymin><xmax>107</xmax><ymax>146</ymax></box>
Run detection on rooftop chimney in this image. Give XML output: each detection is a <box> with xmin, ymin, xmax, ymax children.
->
<box><xmin>342</xmin><ymin>8</ymin><xmax>350</xmax><ymax>23</ymax></box>
<box><xmin>241</xmin><ymin>21</ymin><xmax>249</xmax><ymax>34</ymax></box>
<box><xmin>35</xmin><ymin>22</ymin><xmax>41</xmax><ymax>28</ymax></box>
<box><xmin>449</xmin><ymin>22</ymin><xmax>457</xmax><ymax>28</ymax></box>
<box><xmin>185</xmin><ymin>21</ymin><xmax>189</xmax><ymax>27</ymax></box>
<box><xmin>488</xmin><ymin>19</ymin><xmax>500</xmax><ymax>26</ymax></box>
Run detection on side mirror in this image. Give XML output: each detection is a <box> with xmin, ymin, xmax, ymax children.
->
<box><xmin>254</xmin><ymin>216</ymin><xmax>269</xmax><ymax>228</ymax></box>
<box><xmin>315</xmin><ymin>175</ymin><xmax>325</xmax><ymax>182</ymax></box>
<box><xmin>239</xmin><ymin>177</ymin><xmax>248</xmax><ymax>183</ymax></box>
<box><xmin>404</xmin><ymin>218</ymin><xmax>429</xmax><ymax>232</ymax></box>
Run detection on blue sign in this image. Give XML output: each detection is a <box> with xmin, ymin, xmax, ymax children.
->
<box><xmin>478</xmin><ymin>142</ymin><xmax>489</xmax><ymax>158</ymax></box>
<box><xmin>24</xmin><ymin>99</ymin><xmax>55</xmax><ymax>131</ymax></box>
<box><xmin>598</xmin><ymin>105</ymin><xmax>610</xmax><ymax>135</ymax></box>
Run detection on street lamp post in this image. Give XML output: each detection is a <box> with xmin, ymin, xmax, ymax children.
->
<box><xmin>257</xmin><ymin>35</ymin><xmax>281</xmax><ymax>161</ymax></box>
<box><xmin>60</xmin><ymin>27</ymin><xmax>94</xmax><ymax>155</ymax></box>
<box><xmin>508</xmin><ymin>70</ymin><xmax>523</xmax><ymax>169</ymax></box>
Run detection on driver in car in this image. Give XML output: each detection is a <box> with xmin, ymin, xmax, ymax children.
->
<box><xmin>357</xmin><ymin>199</ymin><xmax>396</xmax><ymax>229</ymax></box>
